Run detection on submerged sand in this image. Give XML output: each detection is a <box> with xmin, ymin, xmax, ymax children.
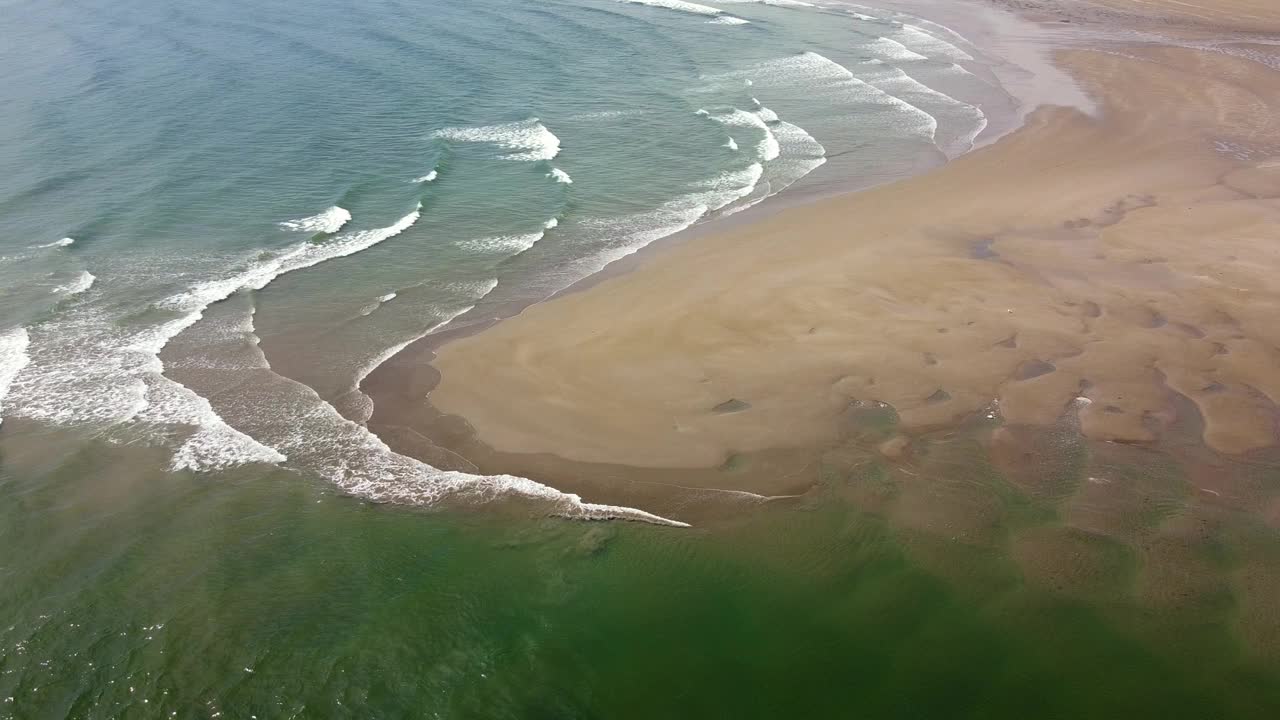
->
<box><xmin>373</xmin><ymin>1</ymin><xmax>1280</xmax><ymax>510</ymax></box>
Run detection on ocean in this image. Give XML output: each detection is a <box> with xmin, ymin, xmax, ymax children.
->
<box><xmin>3</xmin><ymin>0</ymin><xmax>1278</xmax><ymax>717</ymax></box>
<box><xmin>0</xmin><ymin>0</ymin><xmax>1011</xmax><ymax>517</ymax></box>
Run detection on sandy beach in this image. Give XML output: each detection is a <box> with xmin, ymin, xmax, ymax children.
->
<box><xmin>13</xmin><ymin>1</ymin><xmax>1280</xmax><ymax>713</ymax></box>
<box><xmin>367</xmin><ymin>0</ymin><xmax>1280</xmax><ymax>521</ymax></box>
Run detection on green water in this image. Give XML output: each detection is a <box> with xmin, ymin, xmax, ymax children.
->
<box><xmin>5</xmin><ymin>425</ymin><xmax>1279</xmax><ymax>718</ymax></box>
<box><xmin>3</xmin><ymin>0</ymin><xmax>1279</xmax><ymax>714</ymax></box>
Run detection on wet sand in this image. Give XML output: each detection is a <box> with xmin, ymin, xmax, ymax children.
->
<box><xmin>368</xmin><ymin>0</ymin><xmax>1280</xmax><ymax>521</ymax></box>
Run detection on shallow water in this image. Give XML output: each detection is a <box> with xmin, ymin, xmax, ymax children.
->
<box><xmin>4</xmin><ymin>419</ymin><xmax>1280</xmax><ymax>718</ymax></box>
<box><xmin>0</xmin><ymin>0</ymin><xmax>1012</xmax><ymax>515</ymax></box>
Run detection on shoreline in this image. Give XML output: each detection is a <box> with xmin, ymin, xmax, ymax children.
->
<box><xmin>366</xmin><ymin>0</ymin><xmax>1280</xmax><ymax>523</ymax></box>
<box><xmin>370</xmin><ymin>0</ymin><xmax>1083</xmax><ymax>343</ymax></box>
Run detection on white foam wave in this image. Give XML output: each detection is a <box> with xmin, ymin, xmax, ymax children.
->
<box><xmin>571</xmin><ymin>109</ymin><xmax>644</xmax><ymax>121</ymax></box>
<box><xmin>30</xmin><ymin>238</ymin><xmax>74</xmax><ymax>249</ymax></box>
<box><xmin>573</xmin><ymin>203</ymin><xmax>709</xmax><ymax>277</ymax></box>
<box><xmin>52</xmin><ymin>270</ymin><xmax>95</xmax><ymax>296</ymax></box>
<box><xmin>701</xmin><ymin>108</ymin><xmax>780</xmax><ymax>162</ymax></box>
<box><xmin>701</xmin><ymin>51</ymin><xmax>853</xmax><ymax>86</ymax></box>
<box><xmin>452</xmin><ymin>277</ymin><xmax>501</xmax><ymax>301</ymax></box>
<box><xmin>347</xmin><ymin>280</ymin><xmax>497</xmax><ymax>423</ymax></box>
<box><xmin>617</xmin><ymin>0</ymin><xmax>721</xmax><ymax>16</ymax></box>
<box><xmin>616</xmin><ymin>0</ymin><xmax>751</xmax><ymax>24</ymax></box>
<box><xmin>547</xmin><ymin>167</ymin><xmax>573</xmax><ymax>184</ymax></box>
<box><xmin>735</xmin><ymin>52</ymin><xmax>938</xmax><ymax>138</ymax></box>
<box><xmin>165</xmin><ymin>299</ymin><xmax>684</xmax><ymax>525</ymax></box>
<box><xmin>844</xmin><ymin>3</ymin><xmax>976</xmax><ymax>62</ymax></box>
<box><xmin>433</xmin><ymin>119</ymin><xmax>561</xmax><ymax>162</ymax></box>
<box><xmin>353</xmin><ymin>304</ymin><xmax>478</xmax><ymax>395</ymax></box>
<box><xmin>359</xmin><ymin>292</ymin><xmax>398</xmax><ymax>316</ymax></box>
<box><xmin>900</xmin><ymin>24</ymin><xmax>973</xmax><ymax>62</ymax></box>
<box><xmin>278</xmin><ymin>206</ymin><xmax>352</xmax><ymax>234</ymax></box>
<box><xmin>722</xmin><ymin>119</ymin><xmax>825</xmax><ymax>216</ymax></box>
<box><xmin>724</xmin><ymin>137</ymin><xmax>739</xmax><ymax>151</ymax></box>
<box><xmin>138</xmin><ymin>376</ymin><xmax>287</xmax><ymax>471</ymax></box>
<box><xmin>772</xmin><ymin>119</ymin><xmax>827</xmax><ymax>164</ymax></box>
<box><xmin>0</xmin><ymin>327</ymin><xmax>31</xmax><ymax>427</ymax></box>
<box><xmin>412</xmin><ymin>170</ymin><xmax>438</xmax><ymax>183</ymax></box>
<box><xmin>461</xmin><ymin>214</ymin><xmax>563</xmax><ymax>255</ymax></box>
<box><xmin>256</xmin><ymin>364</ymin><xmax>688</xmax><ymax>525</ymax></box>
<box><xmin>8</xmin><ymin>206</ymin><xmax>423</xmax><ymax>472</ymax></box>
<box><xmin>690</xmin><ymin>163</ymin><xmax>765</xmax><ymax>211</ymax></box>
<box><xmin>698</xmin><ymin>49</ymin><xmax>936</xmax><ymax>144</ymax></box>
<box><xmin>864</xmin><ymin>36</ymin><xmax>929</xmax><ymax>62</ymax></box>
<box><xmin>858</xmin><ymin>60</ymin><xmax>987</xmax><ymax>154</ymax></box>
<box><xmin>172</xmin><ymin>207</ymin><xmax>422</xmax><ymax>314</ymax></box>
<box><xmin>463</xmin><ymin>232</ymin><xmax>545</xmax><ymax>255</ymax></box>
<box><xmin>545</xmin><ymin>107</ymin><xmax>822</xmax><ymax>292</ymax></box>
<box><xmin>716</xmin><ymin>0</ymin><xmax>812</xmax><ymax>6</ymax></box>
<box><xmin>7</xmin><ymin>299</ymin><xmax>287</xmax><ymax>471</ymax></box>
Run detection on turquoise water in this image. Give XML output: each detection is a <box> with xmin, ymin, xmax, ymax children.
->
<box><xmin>9</xmin><ymin>0</ymin><xmax>1280</xmax><ymax>717</ymax></box>
<box><xmin>0</xmin><ymin>0</ymin><xmax>1009</xmax><ymax>515</ymax></box>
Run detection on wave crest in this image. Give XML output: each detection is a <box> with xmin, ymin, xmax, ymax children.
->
<box><xmin>278</xmin><ymin>206</ymin><xmax>352</xmax><ymax>234</ymax></box>
<box><xmin>433</xmin><ymin>119</ymin><xmax>561</xmax><ymax>161</ymax></box>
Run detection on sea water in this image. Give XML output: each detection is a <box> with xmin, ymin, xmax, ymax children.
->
<box><xmin>0</xmin><ymin>0</ymin><xmax>1011</xmax><ymax>517</ymax></box>
<box><xmin>4</xmin><ymin>2</ymin><xmax>1280</xmax><ymax>717</ymax></box>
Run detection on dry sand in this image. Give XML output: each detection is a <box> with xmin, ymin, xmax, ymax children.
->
<box><xmin>1016</xmin><ymin>0</ymin><xmax>1280</xmax><ymax>32</ymax></box>
<box><xmin>377</xmin><ymin>1</ymin><xmax>1280</xmax><ymax>504</ymax></box>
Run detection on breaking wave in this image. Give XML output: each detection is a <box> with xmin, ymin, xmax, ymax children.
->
<box><xmin>433</xmin><ymin>119</ymin><xmax>561</xmax><ymax>161</ymax></box>
<box><xmin>0</xmin><ymin>327</ymin><xmax>30</xmax><ymax>427</ymax></box>
<box><xmin>278</xmin><ymin>206</ymin><xmax>352</xmax><ymax>234</ymax></box>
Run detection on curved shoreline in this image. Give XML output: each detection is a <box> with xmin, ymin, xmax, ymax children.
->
<box><xmin>365</xmin><ymin>0</ymin><xmax>1280</xmax><ymax>523</ymax></box>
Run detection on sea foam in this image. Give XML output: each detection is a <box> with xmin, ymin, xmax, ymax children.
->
<box><xmin>715</xmin><ymin>0</ymin><xmax>813</xmax><ymax>6</ymax></box>
<box><xmin>358</xmin><ymin>292</ymin><xmax>398</xmax><ymax>317</ymax></box>
<box><xmin>30</xmin><ymin>237</ymin><xmax>74</xmax><ymax>249</ymax></box>
<box><xmin>461</xmin><ymin>213</ymin><xmax>562</xmax><ymax>256</ymax></box>
<box><xmin>616</xmin><ymin>0</ymin><xmax>751</xmax><ymax>24</ymax></box>
<box><xmin>616</xmin><ymin>0</ymin><xmax>722</xmax><ymax>16</ymax></box>
<box><xmin>7</xmin><ymin>205</ymin><xmax>423</xmax><ymax>472</ymax></box>
<box><xmin>899</xmin><ymin>24</ymin><xmax>974</xmax><ymax>62</ymax></box>
<box><xmin>278</xmin><ymin>206</ymin><xmax>352</xmax><ymax>234</ymax></box>
<box><xmin>184</xmin><ymin>298</ymin><xmax>686</xmax><ymax>525</ymax></box>
<box><xmin>240</xmin><ymin>347</ymin><xmax>688</xmax><ymax>525</ymax></box>
<box><xmin>412</xmin><ymin>170</ymin><xmax>438</xmax><ymax>183</ymax></box>
<box><xmin>131</xmin><ymin>207</ymin><xmax>424</xmax><ymax>470</ymax></box>
<box><xmin>700</xmin><ymin>108</ymin><xmax>780</xmax><ymax>162</ymax></box>
<box><xmin>433</xmin><ymin>119</ymin><xmax>561</xmax><ymax>161</ymax></box>
<box><xmin>463</xmin><ymin>232</ymin><xmax>547</xmax><ymax>255</ymax></box>
<box><xmin>716</xmin><ymin>52</ymin><xmax>937</xmax><ymax>139</ymax></box>
<box><xmin>0</xmin><ymin>327</ymin><xmax>30</xmax><ymax>427</ymax></box>
<box><xmin>864</xmin><ymin>36</ymin><xmax>929</xmax><ymax>63</ymax></box>
<box><xmin>345</xmin><ymin>279</ymin><xmax>498</xmax><ymax>423</ymax></box>
<box><xmin>547</xmin><ymin>167</ymin><xmax>573</xmax><ymax>184</ymax></box>
<box><xmin>689</xmin><ymin>163</ymin><xmax>764</xmax><ymax>211</ymax></box>
<box><xmin>52</xmin><ymin>270</ymin><xmax>96</xmax><ymax>296</ymax></box>
<box><xmin>843</xmin><ymin>4</ymin><xmax>976</xmax><ymax>62</ymax></box>
<box><xmin>858</xmin><ymin>59</ymin><xmax>987</xmax><ymax>154</ymax></box>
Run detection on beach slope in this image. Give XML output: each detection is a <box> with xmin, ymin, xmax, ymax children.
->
<box><xmin>417</xmin><ymin>9</ymin><xmax>1280</xmax><ymax>489</ymax></box>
